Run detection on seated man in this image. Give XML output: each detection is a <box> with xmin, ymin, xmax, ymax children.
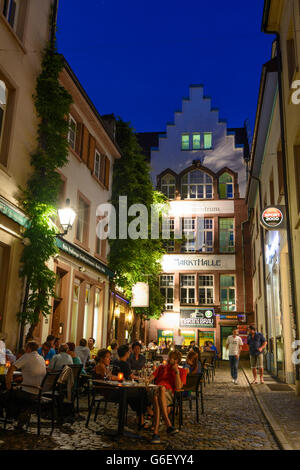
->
<box><xmin>88</xmin><ymin>337</ymin><xmax>98</xmax><ymax>359</ymax></box>
<box><xmin>75</xmin><ymin>338</ymin><xmax>90</xmax><ymax>367</ymax></box>
<box><xmin>38</xmin><ymin>341</ymin><xmax>55</xmax><ymax>361</ymax></box>
<box><xmin>112</xmin><ymin>344</ymin><xmax>136</xmax><ymax>380</ymax></box>
<box><xmin>48</xmin><ymin>343</ymin><xmax>73</xmax><ymax>371</ymax></box>
<box><xmin>128</xmin><ymin>341</ymin><xmax>146</xmax><ymax>371</ymax></box>
<box><xmin>5</xmin><ymin>341</ymin><xmax>46</xmax><ymax>428</ymax></box>
<box><xmin>148</xmin><ymin>350</ymin><xmax>187</xmax><ymax>444</ymax></box>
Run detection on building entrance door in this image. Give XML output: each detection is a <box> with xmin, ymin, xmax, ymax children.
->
<box><xmin>221</xmin><ymin>326</ymin><xmax>233</xmax><ymax>360</ymax></box>
<box><xmin>51</xmin><ymin>268</ymin><xmax>68</xmax><ymax>338</ymax></box>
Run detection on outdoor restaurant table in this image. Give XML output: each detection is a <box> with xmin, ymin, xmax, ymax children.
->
<box><xmin>0</xmin><ymin>371</ymin><xmax>22</xmax><ymax>390</ymax></box>
<box><xmin>93</xmin><ymin>379</ymin><xmax>158</xmax><ymax>439</ymax></box>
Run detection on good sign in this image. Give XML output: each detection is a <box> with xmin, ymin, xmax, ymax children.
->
<box><xmin>261</xmin><ymin>206</ymin><xmax>285</xmax><ymax>230</ymax></box>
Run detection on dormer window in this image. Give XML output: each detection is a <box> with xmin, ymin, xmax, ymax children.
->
<box><xmin>219</xmin><ymin>172</ymin><xmax>234</xmax><ymax>199</ymax></box>
<box><xmin>161</xmin><ymin>174</ymin><xmax>176</xmax><ymax>199</ymax></box>
<box><xmin>181</xmin><ymin>170</ymin><xmax>213</xmax><ymax>199</ymax></box>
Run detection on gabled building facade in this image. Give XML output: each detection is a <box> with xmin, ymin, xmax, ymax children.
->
<box><xmin>138</xmin><ymin>85</ymin><xmax>253</xmax><ymax>358</ymax></box>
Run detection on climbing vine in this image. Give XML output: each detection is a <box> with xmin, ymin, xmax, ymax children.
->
<box><xmin>18</xmin><ymin>41</ymin><xmax>72</xmax><ymax>342</ymax></box>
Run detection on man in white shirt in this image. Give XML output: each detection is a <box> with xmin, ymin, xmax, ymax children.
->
<box><xmin>75</xmin><ymin>338</ymin><xmax>90</xmax><ymax>367</ymax></box>
<box><xmin>5</xmin><ymin>341</ymin><xmax>46</xmax><ymax>429</ymax></box>
<box><xmin>226</xmin><ymin>328</ymin><xmax>243</xmax><ymax>385</ymax></box>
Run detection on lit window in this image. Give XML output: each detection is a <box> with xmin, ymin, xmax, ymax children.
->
<box><xmin>192</xmin><ymin>134</ymin><xmax>201</xmax><ymax>150</ymax></box>
<box><xmin>204</xmin><ymin>133</ymin><xmax>212</xmax><ymax>149</ymax></box>
<box><xmin>161</xmin><ymin>174</ymin><xmax>176</xmax><ymax>199</ymax></box>
<box><xmin>181</xmin><ymin>134</ymin><xmax>190</xmax><ymax>150</ymax></box>
<box><xmin>219</xmin><ymin>218</ymin><xmax>235</xmax><ymax>253</ymax></box>
<box><xmin>68</xmin><ymin>115</ymin><xmax>77</xmax><ymax>150</ymax></box>
<box><xmin>180</xmin><ymin>275</ymin><xmax>195</xmax><ymax>304</ymax></box>
<box><xmin>160</xmin><ymin>275</ymin><xmax>174</xmax><ymax>310</ymax></box>
<box><xmin>181</xmin><ymin>170</ymin><xmax>213</xmax><ymax>199</ymax></box>
<box><xmin>220</xmin><ymin>275</ymin><xmax>236</xmax><ymax>311</ymax></box>
<box><xmin>199</xmin><ymin>275</ymin><xmax>214</xmax><ymax>304</ymax></box>
<box><xmin>219</xmin><ymin>173</ymin><xmax>234</xmax><ymax>199</ymax></box>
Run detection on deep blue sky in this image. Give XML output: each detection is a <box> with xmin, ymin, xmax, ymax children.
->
<box><xmin>56</xmin><ymin>0</ymin><xmax>274</xmax><ymax>135</ymax></box>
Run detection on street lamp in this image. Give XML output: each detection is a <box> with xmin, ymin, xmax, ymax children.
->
<box><xmin>58</xmin><ymin>199</ymin><xmax>76</xmax><ymax>236</ymax></box>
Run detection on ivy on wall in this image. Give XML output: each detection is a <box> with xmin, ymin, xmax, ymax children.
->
<box><xmin>18</xmin><ymin>42</ymin><xmax>72</xmax><ymax>342</ymax></box>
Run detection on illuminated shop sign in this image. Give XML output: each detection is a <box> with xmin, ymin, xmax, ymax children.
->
<box><xmin>260</xmin><ymin>206</ymin><xmax>285</xmax><ymax>230</ymax></box>
<box><xmin>162</xmin><ymin>254</ymin><xmax>235</xmax><ymax>271</ymax></box>
<box><xmin>180</xmin><ymin>308</ymin><xmax>215</xmax><ymax>328</ymax></box>
<box><xmin>131</xmin><ymin>282</ymin><xmax>149</xmax><ymax>307</ymax></box>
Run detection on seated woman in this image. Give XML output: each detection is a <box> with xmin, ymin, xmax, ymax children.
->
<box><xmin>186</xmin><ymin>350</ymin><xmax>202</xmax><ymax>375</ymax></box>
<box><xmin>94</xmin><ymin>349</ymin><xmax>118</xmax><ymax>380</ymax></box>
<box><xmin>67</xmin><ymin>342</ymin><xmax>87</xmax><ymax>374</ymax></box>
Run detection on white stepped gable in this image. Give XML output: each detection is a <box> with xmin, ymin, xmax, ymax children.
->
<box><xmin>151</xmin><ymin>85</ymin><xmax>247</xmax><ymax>197</ymax></box>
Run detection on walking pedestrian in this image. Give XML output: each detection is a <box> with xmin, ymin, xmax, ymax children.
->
<box><xmin>247</xmin><ymin>325</ymin><xmax>267</xmax><ymax>384</ymax></box>
<box><xmin>226</xmin><ymin>328</ymin><xmax>243</xmax><ymax>384</ymax></box>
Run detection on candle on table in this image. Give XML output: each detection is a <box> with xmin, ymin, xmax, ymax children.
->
<box><xmin>118</xmin><ymin>372</ymin><xmax>124</xmax><ymax>382</ymax></box>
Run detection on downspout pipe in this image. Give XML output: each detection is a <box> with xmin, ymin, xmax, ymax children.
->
<box><xmin>262</xmin><ymin>9</ymin><xmax>300</xmax><ymax>385</ymax></box>
<box><xmin>50</xmin><ymin>0</ymin><xmax>59</xmax><ymax>50</ymax></box>
<box><xmin>241</xmin><ymin>219</ymin><xmax>248</xmax><ymax>322</ymax></box>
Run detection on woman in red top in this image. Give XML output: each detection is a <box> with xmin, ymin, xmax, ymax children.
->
<box><xmin>148</xmin><ymin>350</ymin><xmax>187</xmax><ymax>444</ymax></box>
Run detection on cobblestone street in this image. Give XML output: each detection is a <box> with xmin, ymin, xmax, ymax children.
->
<box><xmin>0</xmin><ymin>363</ymin><xmax>280</xmax><ymax>450</ymax></box>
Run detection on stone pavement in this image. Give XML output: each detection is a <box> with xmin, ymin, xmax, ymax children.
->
<box><xmin>0</xmin><ymin>363</ymin><xmax>279</xmax><ymax>450</ymax></box>
<box><xmin>242</xmin><ymin>363</ymin><xmax>300</xmax><ymax>450</ymax></box>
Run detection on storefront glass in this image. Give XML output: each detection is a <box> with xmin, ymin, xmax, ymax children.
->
<box><xmin>70</xmin><ymin>279</ymin><xmax>81</xmax><ymax>343</ymax></box>
<box><xmin>181</xmin><ymin>330</ymin><xmax>195</xmax><ymax>346</ymax></box>
<box><xmin>83</xmin><ymin>284</ymin><xmax>91</xmax><ymax>339</ymax></box>
<box><xmin>157</xmin><ymin>329</ymin><xmax>174</xmax><ymax>346</ymax></box>
<box><xmin>92</xmin><ymin>288</ymin><xmax>100</xmax><ymax>344</ymax></box>
<box><xmin>198</xmin><ymin>331</ymin><xmax>215</xmax><ymax>350</ymax></box>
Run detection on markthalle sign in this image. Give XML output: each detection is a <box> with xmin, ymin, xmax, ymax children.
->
<box><xmin>180</xmin><ymin>308</ymin><xmax>215</xmax><ymax>328</ymax></box>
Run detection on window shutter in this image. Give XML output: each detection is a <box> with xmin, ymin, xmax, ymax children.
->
<box><xmin>88</xmin><ymin>135</ymin><xmax>96</xmax><ymax>172</ymax></box>
<box><xmin>105</xmin><ymin>156</ymin><xmax>110</xmax><ymax>189</ymax></box>
<box><xmin>75</xmin><ymin>122</ymin><xmax>82</xmax><ymax>155</ymax></box>
<box><xmin>81</xmin><ymin>125</ymin><xmax>89</xmax><ymax>163</ymax></box>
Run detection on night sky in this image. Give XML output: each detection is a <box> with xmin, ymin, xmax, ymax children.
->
<box><xmin>56</xmin><ymin>0</ymin><xmax>274</xmax><ymax>135</ymax></box>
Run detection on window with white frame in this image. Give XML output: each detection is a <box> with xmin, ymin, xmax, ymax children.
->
<box><xmin>199</xmin><ymin>275</ymin><xmax>214</xmax><ymax>304</ymax></box>
<box><xmin>180</xmin><ymin>275</ymin><xmax>195</xmax><ymax>304</ymax></box>
<box><xmin>160</xmin><ymin>275</ymin><xmax>174</xmax><ymax>310</ymax></box>
<box><xmin>3</xmin><ymin>0</ymin><xmax>18</xmax><ymax>29</ymax></box>
<box><xmin>163</xmin><ymin>218</ymin><xmax>175</xmax><ymax>252</ymax></box>
<box><xmin>181</xmin><ymin>218</ymin><xmax>196</xmax><ymax>252</ymax></box>
<box><xmin>220</xmin><ymin>275</ymin><xmax>236</xmax><ymax>311</ymax></box>
<box><xmin>197</xmin><ymin>218</ymin><xmax>213</xmax><ymax>252</ymax></box>
<box><xmin>68</xmin><ymin>115</ymin><xmax>77</xmax><ymax>150</ymax></box>
<box><xmin>181</xmin><ymin>170</ymin><xmax>213</xmax><ymax>199</ymax></box>
<box><xmin>161</xmin><ymin>174</ymin><xmax>176</xmax><ymax>199</ymax></box>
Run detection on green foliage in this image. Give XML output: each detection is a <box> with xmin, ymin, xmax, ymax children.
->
<box><xmin>109</xmin><ymin>119</ymin><xmax>166</xmax><ymax>319</ymax></box>
<box><xmin>18</xmin><ymin>44</ymin><xmax>72</xmax><ymax>331</ymax></box>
